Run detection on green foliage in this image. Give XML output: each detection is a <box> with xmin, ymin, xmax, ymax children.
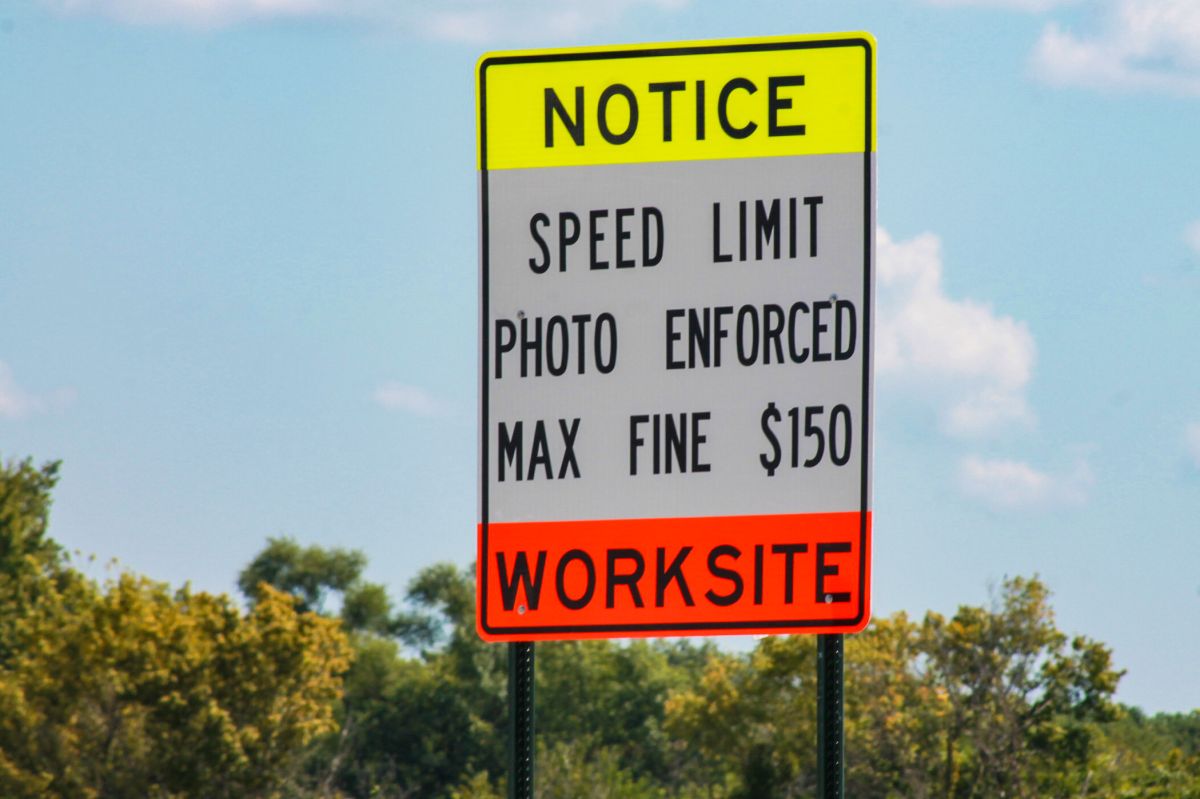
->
<box><xmin>1080</xmin><ymin>709</ymin><xmax>1200</xmax><ymax>797</ymax></box>
<box><xmin>914</xmin><ymin>576</ymin><xmax>1123</xmax><ymax>798</ymax></box>
<box><xmin>665</xmin><ymin>636</ymin><xmax>818</xmax><ymax>797</ymax></box>
<box><xmin>0</xmin><ymin>457</ymin><xmax>61</xmax><ymax>573</ymax></box>
<box><xmin>5</xmin><ymin>456</ymin><xmax>1195</xmax><ymax>798</ymax></box>
<box><xmin>844</xmin><ymin>612</ymin><xmax>941</xmax><ymax>797</ymax></box>
<box><xmin>0</xmin><ymin>458</ymin><xmax>351</xmax><ymax>799</ymax></box>
<box><xmin>0</xmin><ymin>570</ymin><xmax>351</xmax><ymax>798</ymax></box>
<box><xmin>449</xmin><ymin>770</ymin><xmax>503</xmax><ymax>799</ymax></box>
<box><xmin>238</xmin><ymin>537</ymin><xmax>430</xmax><ymax>641</ymax></box>
<box><xmin>536</xmin><ymin>637</ymin><xmax>713</xmax><ymax>782</ymax></box>
<box><xmin>537</xmin><ymin>740</ymin><xmax>668</xmax><ymax>799</ymax></box>
<box><xmin>0</xmin><ymin>457</ymin><xmax>74</xmax><ymax>668</ymax></box>
<box><xmin>662</xmin><ymin>577</ymin><xmax>1130</xmax><ymax>799</ymax></box>
<box><xmin>240</xmin><ymin>553</ymin><xmax>507</xmax><ymax>798</ymax></box>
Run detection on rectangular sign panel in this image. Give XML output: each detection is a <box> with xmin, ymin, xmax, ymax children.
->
<box><xmin>477</xmin><ymin>34</ymin><xmax>875</xmax><ymax>640</ymax></box>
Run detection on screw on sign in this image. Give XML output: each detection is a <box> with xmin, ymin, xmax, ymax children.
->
<box><xmin>476</xmin><ymin>33</ymin><xmax>875</xmax><ymax>799</ymax></box>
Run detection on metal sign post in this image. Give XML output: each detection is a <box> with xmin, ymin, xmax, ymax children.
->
<box><xmin>817</xmin><ymin>633</ymin><xmax>845</xmax><ymax>798</ymax></box>
<box><xmin>507</xmin><ymin>642</ymin><xmax>535</xmax><ymax>799</ymax></box>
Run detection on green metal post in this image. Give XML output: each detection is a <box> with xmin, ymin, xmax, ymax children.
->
<box><xmin>817</xmin><ymin>633</ymin><xmax>845</xmax><ymax>799</ymax></box>
<box><xmin>508</xmin><ymin>642</ymin><xmax>535</xmax><ymax>799</ymax></box>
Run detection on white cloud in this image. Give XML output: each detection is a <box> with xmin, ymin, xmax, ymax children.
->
<box><xmin>924</xmin><ymin>0</ymin><xmax>1078</xmax><ymax>11</ymax></box>
<box><xmin>39</xmin><ymin>0</ymin><xmax>688</xmax><ymax>37</ymax></box>
<box><xmin>876</xmin><ymin>228</ymin><xmax>1037</xmax><ymax>437</ymax></box>
<box><xmin>1186</xmin><ymin>422</ymin><xmax>1200</xmax><ymax>469</ymax></box>
<box><xmin>373</xmin><ymin>382</ymin><xmax>446</xmax><ymax>418</ymax></box>
<box><xmin>41</xmin><ymin>0</ymin><xmax>339</xmax><ymax>27</ymax></box>
<box><xmin>0</xmin><ymin>362</ymin><xmax>75</xmax><ymax>420</ymax></box>
<box><xmin>1031</xmin><ymin>0</ymin><xmax>1200</xmax><ymax>95</ymax></box>
<box><xmin>959</xmin><ymin>455</ymin><xmax>1092</xmax><ymax>509</ymax></box>
<box><xmin>417</xmin><ymin>0</ymin><xmax>686</xmax><ymax>44</ymax></box>
<box><xmin>1185</xmin><ymin>220</ymin><xmax>1200</xmax><ymax>256</ymax></box>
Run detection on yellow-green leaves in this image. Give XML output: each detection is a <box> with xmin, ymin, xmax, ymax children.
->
<box><xmin>0</xmin><ymin>571</ymin><xmax>349</xmax><ymax>799</ymax></box>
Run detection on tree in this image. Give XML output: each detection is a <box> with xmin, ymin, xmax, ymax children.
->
<box><xmin>844</xmin><ymin>612</ymin><xmax>944</xmax><ymax>798</ymax></box>
<box><xmin>1078</xmin><ymin>709</ymin><xmax>1200</xmax><ymax>798</ymax></box>
<box><xmin>326</xmin><ymin>562</ymin><xmax>507</xmax><ymax>799</ymax></box>
<box><xmin>238</xmin><ymin>536</ymin><xmax>430</xmax><ymax>640</ymax></box>
<box><xmin>0</xmin><ymin>457</ymin><xmax>61</xmax><ymax>569</ymax></box>
<box><xmin>916</xmin><ymin>576</ymin><xmax>1122</xmax><ymax>799</ymax></box>
<box><xmin>0</xmin><ymin>457</ymin><xmax>352</xmax><ymax>799</ymax></box>
<box><xmin>0</xmin><ymin>571</ymin><xmax>350</xmax><ymax>798</ymax></box>
<box><xmin>536</xmin><ymin>637</ymin><xmax>715</xmax><ymax>789</ymax></box>
<box><xmin>664</xmin><ymin>638</ymin><xmax>817</xmax><ymax>797</ymax></box>
<box><xmin>238</xmin><ymin>545</ymin><xmax>508</xmax><ymax>799</ymax></box>
<box><xmin>664</xmin><ymin>578</ymin><xmax>1124</xmax><ymax>799</ymax></box>
<box><xmin>0</xmin><ymin>457</ymin><xmax>74</xmax><ymax>666</ymax></box>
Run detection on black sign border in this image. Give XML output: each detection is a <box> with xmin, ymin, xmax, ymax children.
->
<box><xmin>478</xmin><ymin>36</ymin><xmax>874</xmax><ymax>638</ymax></box>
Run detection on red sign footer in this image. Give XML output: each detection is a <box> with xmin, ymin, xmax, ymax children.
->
<box><xmin>477</xmin><ymin>511</ymin><xmax>871</xmax><ymax>641</ymax></box>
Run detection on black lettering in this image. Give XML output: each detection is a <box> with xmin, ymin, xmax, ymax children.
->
<box><xmin>812</xmin><ymin>300</ymin><xmax>832</xmax><ymax>362</ymax></box>
<box><xmin>718</xmin><ymin>78</ymin><xmax>757</xmax><ymax>139</ymax></box>
<box><xmin>557</xmin><ymin>417</ymin><xmax>580</xmax><ymax>479</ymax></box>
<box><xmin>527</xmin><ymin>420</ymin><xmax>552</xmax><ymax>480</ymax></box>
<box><xmin>738</xmin><ymin>200</ymin><xmax>747</xmax><ymax>261</ymax></box>
<box><xmin>652</xmin><ymin>413</ymin><xmax>660</xmax><ymax>474</ymax></box>
<box><xmin>704</xmin><ymin>545</ymin><xmax>743</xmax><ymax>606</ymax></box>
<box><xmin>630</xmin><ymin>414</ymin><xmax>648</xmax><ymax>475</ymax></box>
<box><xmin>545</xmin><ymin>86</ymin><xmax>584</xmax><ymax>147</ymax></box>
<box><xmin>753</xmin><ymin>544</ymin><xmax>764</xmax><ymax>605</ymax></box>
<box><xmin>788</xmin><ymin>302</ymin><xmax>810</xmax><ymax>362</ymax></box>
<box><xmin>589</xmin><ymin>209</ymin><xmax>609</xmax><ymax>269</ymax></box>
<box><xmin>642</xmin><ymin>207</ymin><xmax>664</xmax><ymax>266</ymax></box>
<box><xmin>615</xmin><ymin>207</ymin><xmax>635</xmax><ymax>268</ymax></box>
<box><xmin>520</xmin><ymin>315</ymin><xmax>542</xmax><ymax>377</ymax></box>
<box><xmin>736</xmin><ymin>304</ymin><xmax>759</xmax><ymax>366</ymax></box>
<box><xmin>763</xmin><ymin>304</ymin><xmax>785</xmax><ymax>365</ymax></box>
<box><xmin>789</xmin><ymin>197</ymin><xmax>797</xmax><ymax>258</ymax></box>
<box><xmin>495</xmin><ymin>319</ymin><xmax>516</xmax><ymax>379</ymax></box>
<box><xmin>771</xmin><ymin>543</ymin><xmax>809</xmax><ymax>604</ymax></box>
<box><xmin>656</xmin><ymin>547</ymin><xmax>694</xmax><ymax>607</ymax></box>
<box><xmin>689</xmin><ymin>307</ymin><xmax>710</xmax><ymax>368</ymax></box>
<box><xmin>768</xmin><ymin>75</ymin><xmax>806</xmax><ymax>136</ymax></box>
<box><xmin>597</xmin><ymin>83</ymin><xmax>638</xmax><ymax>145</ymax></box>
<box><xmin>648</xmin><ymin>80</ymin><xmax>685</xmax><ymax>141</ymax></box>
<box><xmin>805</xmin><ymin>196</ymin><xmax>822</xmax><ymax>257</ymax></box>
<box><xmin>556</xmin><ymin>549</ymin><xmax>596</xmax><ymax>610</ymax></box>
<box><xmin>691</xmin><ymin>412</ymin><xmax>710</xmax><ymax>473</ymax></box>
<box><xmin>606</xmin><ymin>549</ymin><xmax>645</xmax><ymax>608</ymax></box>
<box><xmin>665</xmin><ymin>309</ymin><xmax>685</xmax><ymax>370</ymax></box>
<box><xmin>571</xmin><ymin>313</ymin><xmax>591</xmax><ymax>374</ymax></box>
<box><xmin>497</xmin><ymin>550</ymin><xmax>547</xmax><ymax>610</ymax></box>
<box><xmin>835</xmin><ymin>300</ymin><xmax>856</xmax><ymax>360</ymax></box>
<box><xmin>830</xmin><ymin>405</ymin><xmax>852</xmax><ymax>467</ymax></box>
<box><xmin>713</xmin><ymin>306</ymin><xmax>733</xmax><ymax>367</ymax></box>
<box><xmin>712</xmin><ymin>203</ymin><xmax>731</xmax><ymax>263</ymax></box>
<box><xmin>559</xmin><ymin>212</ymin><xmax>580</xmax><ymax>271</ymax></box>
<box><xmin>755</xmin><ymin>199</ymin><xmax>781</xmax><ymax>260</ymax></box>
<box><xmin>529</xmin><ymin>213</ymin><xmax>550</xmax><ymax>273</ymax></box>
<box><xmin>595</xmin><ymin>312</ymin><xmax>617</xmax><ymax>373</ymax></box>
<box><xmin>498</xmin><ymin>421</ymin><xmax>522</xmax><ymax>482</ymax></box>
<box><xmin>545</xmin><ymin>316</ymin><xmax>568</xmax><ymax>376</ymax></box>
<box><xmin>664</xmin><ymin>413</ymin><xmax>685</xmax><ymax>474</ymax></box>
<box><xmin>815</xmin><ymin>542</ymin><xmax>851</xmax><ymax>603</ymax></box>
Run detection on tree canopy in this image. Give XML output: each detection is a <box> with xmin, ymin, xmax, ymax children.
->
<box><xmin>2</xmin><ymin>454</ymin><xmax>1197</xmax><ymax>798</ymax></box>
<box><xmin>0</xmin><ymin>457</ymin><xmax>351</xmax><ymax>799</ymax></box>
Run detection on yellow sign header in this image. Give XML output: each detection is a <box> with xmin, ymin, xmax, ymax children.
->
<box><xmin>477</xmin><ymin>34</ymin><xmax>875</xmax><ymax>171</ymax></box>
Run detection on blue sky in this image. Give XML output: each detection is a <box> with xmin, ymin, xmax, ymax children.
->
<box><xmin>1</xmin><ymin>0</ymin><xmax>1198</xmax><ymax>712</ymax></box>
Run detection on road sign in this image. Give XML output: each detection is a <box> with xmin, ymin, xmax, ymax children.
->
<box><xmin>477</xmin><ymin>33</ymin><xmax>875</xmax><ymax>641</ymax></box>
